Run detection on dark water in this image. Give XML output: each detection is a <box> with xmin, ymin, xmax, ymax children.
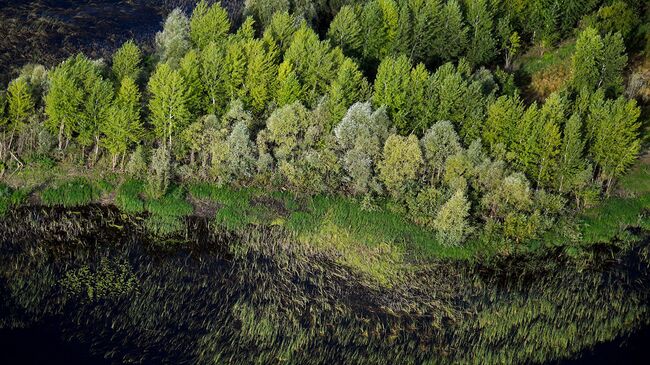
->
<box><xmin>0</xmin><ymin>205</ymin><xmax>648</xmax><ymax>364</ymax></box>
<box><xmin>0</xmin><ymin>0</ymin><xmax>245</xmax><ymax>85</ymax></box>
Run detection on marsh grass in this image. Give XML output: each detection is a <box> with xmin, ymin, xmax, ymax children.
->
<box><xmin>40</xmin><ymin>178</ymin><xmax>98</xmax><ymax>207</ymax></box>
<box><xmin>0</xmin><ymin>183</ymin><xmax>28</xmax><ymax>216</ymax></box>
<box><xmin>115</xmin><ymin>179</ymin><xmax>146</xmax><ymax>214</ymax></box>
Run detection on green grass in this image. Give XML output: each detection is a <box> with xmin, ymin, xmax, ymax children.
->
<box><xmin>518</xmin><ymin>41</ymin><xmax>575</xmax><ymax>76</ymax></box>
<box><xmin>40</xmin><ymin>178</ymin><xmax>98</xmax><ymax>208</ymax></box>
<box><xmin>115</xmin><ymin>179</ymin><xmax>146</xmax><ymax>214</ymax></box>
<box><xmin>0</xmin><ymin>183</ymin><xmax>29</xmax><ymax>216</ymax></box>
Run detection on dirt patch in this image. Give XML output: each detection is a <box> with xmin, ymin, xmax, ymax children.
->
<box><xmin>251</xmin><ymin>195</ymin><xmax>289</xmax><ymax>216</ymax></box>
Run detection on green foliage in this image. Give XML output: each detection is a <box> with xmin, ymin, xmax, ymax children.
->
<box><xmin>586</xmin><ymin>92</ymin><xmax>641</xmax><ymax>191</ymax></box>
<box><xmin>190</xmin><ymin>0</ymin><xmax>230</xmax><ymax>49</ymax></box>
<box><xmin>115</xmin><ymin>179</ymin><xmax>145</xmax><ymax>214</ymax></box>
<box><xmin>179</xmin><ymin>49</ymin><xmax>204</xmax><ymax>117</ymax></box>
<box><xmin>0</xmin><ymin>183</ymin><xmax>28</xmax><ymax>216</ymax></box>
<box><xmin>378</xmin><ymin>134</ymin><xmax>423</xmax><ymax>199</ymax></box>
<box><xmin>145</xmin><ymin>146</ymin><xmax>171</xmax><ymax>199</ymax></box>
<box><xmin>147</xmin><ymin>63</ymin><xmax>190</xmax><ymax>147</ymax></box>
<box><xmin>361</xmin><ymin>0</ymin><xmax>399</xmax><ymax>63</ymax></box>
<box><xmin>200</xmin><ymin>42</ymin><xmax>227</xmax><ymax>115</ymax></box>
<box><xmin>244</xmin><ymin>0</ymin><xmax>290</xmax><ymax>29</ymax></box>
<box><xmin>464</xmin><ymin>0</ymin><xmax>496</xmax><ymax>66</ymax></box>
<box><xmin>6</xmin><ymin>77</ymin><xmax>34</xmax><ymax>132</ymax></box>
<box><xmin>434</xmin><ymin>189</ymin><xmax>471</xmax><ymax>246</ymax></box>
<box><xmin>155</xmin><ymin>8</ymin><xmax>191</xmax><ymax>67</ymax></box>
<box><xmin>421</xmin><ymin>120</ymin><xmax>462</xmax><ymax>182</ymax></box>
<box><xmin>327</xmin><ymin>5</ymin><xmax>363</xmax><ymax>56</ymax></box>
<box><xmin>327</xmin><ymin>58</ymin><xmax>370</xmax><ymax>126</ymax></box>
<box><xmin>432</xmin><ymin>0</ymin><xmax>467</xmax><ymax>61</ymax></box>
<box><xmin>274</xmin><ymin>62</ymin><xmax>302</xmax><ymax>107</ymax></box>
<box><xmin>372</xmin><ymin>55</ymin><xmax>411</xmax><ymax>132</ymax></box>
<box><xmin>102</xmin><ymin>77</ymin><xmax>143</xmax><ymax>168</ymax></box>
<box><xmin>112</xmin><ymin>40</ymin><xmax>142</xmax><ymax>83</ymax></box>
<box><xmin>40</xmin><ymin>178</ymin><xmax>98</xmax><ymax>207</ymax></box>
<box><xmin>572</xmin><ymin>27</ymin><xmax>627</xmax><ymax>94</ymax></box>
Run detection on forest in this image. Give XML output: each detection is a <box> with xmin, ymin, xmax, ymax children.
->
<box><xmin>1</xmin><ymin>1</ymin><xmax>650</xmax><ymax>364</ymax></box>
<box><xmin>2</xmin><ymin>0</ymin><xmax>647</xmax><ymax>251</ymax></box>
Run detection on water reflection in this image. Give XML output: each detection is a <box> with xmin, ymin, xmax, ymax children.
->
<box><xmin>0</xmin><ymin>206</ymin><xmax>648</xmax><ymax>364</ymax></box>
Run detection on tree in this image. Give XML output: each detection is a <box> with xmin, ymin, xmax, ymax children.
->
<box><xmin>378</xmin><ymin>134</ymin><xmax>423</xmax><ymax>199</ymax></box>
<box><xmin>148</xmin><ymin>63</ymin><xmax>190</xmax><ymax>148</ymax></box>
<box><xmin>327</xmin><ymin>58</ymin><xmax>370</xmax><ymax>127</ymax></box>
<box><xmin>146</xmin><ymin>146</ymin><xmax>171</xmax><ymax>199</ymax></box>
<box><xmin>179</xmin><ymin>49</ymin><xmax>204</xmax><ymax>118</ymax></box>
<box><xmin>434</xmin><ymin>189</ymin><xmax>471</xmax><ymax>246</ymax></box>
<box><xmin>155</xmin><ymin>8</ymin><xmax>191</xmax><ymax>67</ymax></box>
<box><xmin>201</xmin><ymin>42</ymin><xmax>227</xmax><ymax>115</ymax></box>
<box><xmin>190</xmin><ymin>0</ymin><xmax>230</xmax><ymax>49</ymax></box>
<box><xmin>266</xmin><ymin>101</ymin><xmax>312</xmax><ymax>160</ymax></box>
<box><xmin>465</xmin><ymin>0</ymin><xmax>496</xmax><ymax>67</ymax></box>
<box><xmin>587</xmin><ymin>94</ymin><xmax>641</xmax><ymax>193</ymax></box>
<box><xmin>327</xmin><ymin>5</ymin><xmax>363</xmax><ymax>56</ymax></box>
<box><xmin>556</xmin><ymin>113</ymin><xmax>587</xmax><ymax>193</ymax></box>
<box><xmin>482</xmin><ymin>94</ymin><xmax>524</xmax><ymax>156</ymax></box>
<box><xmin>275</xmin><ymin>62</ymin><xmax>302</xmax><ymax>107</ymax></box>
<box><xmin>243</xmin><ymin>39</ymin><xmax>277</xmax><ymax>115</ymax></box>
<box><xmin>284</xmin><ymin>24</ymin><xmax>343</xmax><ymax>106</ymax></box>
<box><xmin>497</xmin><ymin>17</ymin><xmax>520</xmax><ymax>70</ymax></box>
<box><xmin>44</xmin><ymin>56</ymin><xmax>87</xmax><ymax>150</ymax></box>
<box><xmin>244</xmin><ymin>0</ymin><xmax>290</xmax><ymax>29</ymax></box>
<box><xmin>78</xmin><ymin>72</ymin><xmax>113</xmax><ymax>162</ymax></box>
<box><xmin>572</xmin><ymin>27</ymin><xmax>627</xmax><ymax>94</ymax></box>
<box><xmin>223</xmin><ymin>39</ymin><xmax>248</xmax><ymax>102</ymax></box>
<box><xmin>431</xmin><ymin>0</ymin><xmax>467</xmax><ymax>61</ymax></box>
<box><xmin>101</xmin><ymin>77</ymin><xmax>143</xmax><ymax>169</ymax></box>
<box><xmin>112</xmin><ymin>40</ymin><xmax>142</xmax><ymax>83</ymax></box>
<box><xmin>6</xmin><ymin>78</ymin><xmax>34</xmax><ymax>136</ymax></box>
<box><xmin>225</xmin><ymin>121</ymin><xmax>256</xmax><ymax>182</ymax></box>
<box><xmin>334</xmin><ymin>102</ymin><xmax>390</xmax><ymax>195</ymax></box>
<box><xmin>372</xmin><ymin>55</ymin><xmax>411</xmax><ymax>132</ymax></box>
<box><xmin>396</xmin><ymin>0</ymin><xmax>441</xmax><ymax>64</ymax></box>
<box><xmin>262</xmin><ymin>11</ymin><xmax>298</xmax><ymax>53</ymax></box>
<box><xmin>421</xmin><ymin>121</ymin><xmax>462</xmax><ymax>182</ymax></box>
<box><xmin>361</xmin><ymin>0</ymin><xmax>399</xmax><ymax>63</ymax></box>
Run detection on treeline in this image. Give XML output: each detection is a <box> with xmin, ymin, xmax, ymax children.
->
<box><xmin>0</xmin><ymin>0</ymin><xmax>644</xmax><ymax>245</ymax></box>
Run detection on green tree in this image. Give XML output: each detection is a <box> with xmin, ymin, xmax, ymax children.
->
<box><xmin>112</xmin><ymin>40</ymin><xmax>142</xmax><ymax>83</ymax></box>
<box><xmin>275</xmin><ymin>62</ymin><xmax>302</xmax><ymax>107</ymax></box>
<box><xmin>262</xmin><ymin>11</ymin><xmax>299</xmax><ymax>53</ymax></box>
<box><xmin>179</xmin><ymin>49</ymin><xmax>204</xmax><ymax>118</ymax></box>
<box><xmin>155</xmin><ymin>8</ymin><xmax>191</xmax><ymax>67</ymax></box>
<box><xmin>327</xmin><ymin>58</ymin><xmax>370</xmax><ymax>128</ymax></box>
<box><xmin>587</xmin><ymin>93</ymin><xmax>641</xmax><ymax>193</ymax></box>
<box><xmin>334</xmin><ymin>102</ymin><xmax>390</xmax><ymax>195</ymax></box>
<box><xmin>244</xmin><ymin>0</ymin><xmax>290</xmax><ymax>29</ymax></box>
<box><xmin>243</xmin><ymin>39</ymin><xmax>277</xmax><ymax>115</ymax></box>
<box><xmin>6</xmin><ymin>78</ymin><xmax>34</xmax><ymax>136</ymax></box>
<box><xmin>190</xmin><ymin>0</ymin><xmax>230</xmax><ymax>49</ymax></box>
<box><xmin>148</xmin><ymin>63</ymin><xmax>190</xmax><ymax>148</ymax></box>
<box><xmin>465</xmin><ymin>0</ymin><xmax>496</xmax><ymax>66</ymax></box>
<box><xmin>431</xmin><ymin>0</ymin><xmax>467</xmax><ymax>61</ymax></box>
<box><xmin>102</xmin><ymin>77</ymin><xmax>143</xmax><ymax>170</ymax></box>
<box><xmin>361</xmin><ymin>0</ymin><xmax>399</xmax><ymax>63</ymax></box>
<box><xmin>44</xmin><ymin>56</ymin><xmax>87</xmax><ymax>150</ymax></box>
<box><xmin>223</xmin><ymin>39</ymin><xmax>248</xmax><ymax>102</ymax></box>
<box><xmin>146</xmin><ymin>146</ymin><xmax>171</xmax><ymax>199</ymax></box>
<box><xmin>482</xmin><ymin>94</ymin><xmax>524</xmax><ymax>156</ymax></box>
<box><xmin>572</xmin><ymin>27</ymin><xmax>627</xmax><ymax>94</ymax></box>
<box><xmin>421</xmin><ymin>120</ymin><xmax>462</xmax><ymax>182</ymax></box>
<box><xmin>396</xmin><ymin>0</ymin><xmax>441</xmax><ymax>63</ymax></box>
<box><xmin>327</xmin><ymin>5</ymin><xmax>363</xmax><ymax>56</ymax></box>
<box><xmin>200</xmin><ymin>42</ymin><xmax>227</xmax><ymax>115</ymax></box>
<box><xmin>378</xmin><ymin>134</ymin><xmax>423</xmax><ymax>199</ymax></box>
<box><xmin>284</xmin><ymin>24</ymin><xmax>343</xmax><ymax>106</ymax></box>
<box><xmin>434</xmin><ymin>189</ymin><xmax>471</xmax><ymax>246</ymax></box>
<box><xmin>372</xmin><ymin>55</ymin><xmax>411</xmax><ymax>132</ymax></box>
<box><xmin>556</xmin><ymin>113</ymin><xmax>587</xmax><ymax>193</ymax></box>
<box><xmin>80</xmin><ymin>73</ymin><xmax>114</xmax><ymax>162</ymax></box>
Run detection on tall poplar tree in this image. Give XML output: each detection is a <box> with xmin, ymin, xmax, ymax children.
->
<box><xmin>148</xmin><ymin>63</ymin><xmax>190</xmax><ymax>148</ymax></box>
<box><xmin>190</xmin><ymin>0</ymin><xmax>230</xmax><ymax>49</ymax></box>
